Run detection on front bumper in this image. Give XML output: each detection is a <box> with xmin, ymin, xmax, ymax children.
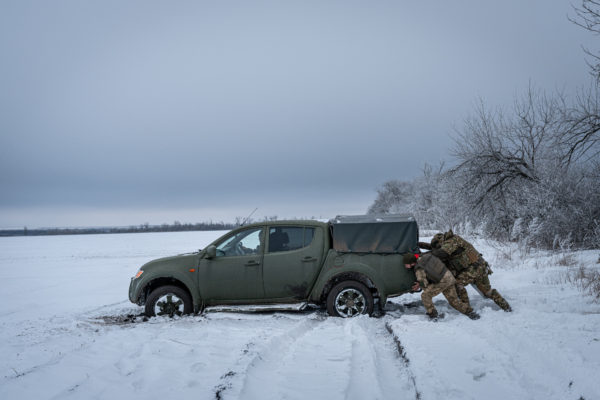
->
<box><xmin>128</xmin><ymin>277</ymin><xmax>144</xmax><ymax>305</ymax></box>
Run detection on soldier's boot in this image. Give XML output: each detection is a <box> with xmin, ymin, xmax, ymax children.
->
<box><xmin>466</xmin><ymin>311</ymin><xmax>480</xmax><ymax>320</ymax></box>
<box><xmin>455</xmin><ymin>284</ymin><xmax>470</xmax><ymax>305</ymax></box>
<box><xmin>464</xmin><ymin>306</ymin><xmax>480</xmax><ymax>320</ymax></box>
<box><xmin>426</xmin><ymin>309</ymin><xmax>439</xmax><ymax>321</ymax></box>
<box><xmin>490</xmin><ymin>289</ymin><xmax>512</xmax><ymax>312</ymax></box>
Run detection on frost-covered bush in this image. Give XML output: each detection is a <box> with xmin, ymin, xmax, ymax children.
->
<box><xmin>368</xmin><ymin>164</ymin><xmax>469</xmax><ymax>232</ymax></box>
<box><xmin>566</xmin><ymin>265</ymin><xmax>600</xmax><ymax>301</ymax></box>
<box><xmin>447</xmin><ymin>88</ymin><xmax>600</xmax><ymax>249</ymax></box>
<box><xmin>368</xmin><ymin>180</ymin><xmax>414</xmax><ymax>215</ymax></box>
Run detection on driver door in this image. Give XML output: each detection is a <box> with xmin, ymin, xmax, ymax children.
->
<box><xmin>198</xmin><ymin>227</ymin><xmax>265</xmax><ymax>302</ymax></box>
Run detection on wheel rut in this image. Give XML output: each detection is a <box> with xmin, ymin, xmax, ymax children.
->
<box><xmin>212</xmin><ymin>313</ymin><xmax>325</xmax><ymax>400</ymax></box>
<box><xmin>383</xmin><ymin>319</ymin><xmax>422</xmax><ymax>400</ymax></box>
<box><xmin>344</xmin><ymin>317</ymin><xmax>419</xmax><ymax>400</ymax></box>
<box><xmin>215</xmin><ymin>313</ymin><xmax>418</xmax><ymax>400</ymax></box>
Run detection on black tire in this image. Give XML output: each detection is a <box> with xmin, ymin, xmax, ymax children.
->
<box><xmin>145</xmin><ymin>285</ymin><xmax>193</xmax><ymax>317</ymax></box>
<box><xmin>326</xmin><ymin>281</ymin><xmax>374</xmax><ymax>318</ymax></box>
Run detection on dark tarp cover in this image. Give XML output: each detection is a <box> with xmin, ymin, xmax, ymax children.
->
<box><xmin>330</xmin><ymin>214</ymin><xmax>419</xmax><ymax>254</ymax></box>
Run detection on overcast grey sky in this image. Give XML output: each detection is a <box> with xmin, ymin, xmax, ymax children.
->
<box><xmin>0</xmin><ymin>0</ymin><xmax>596</xmax><ymax>228</ymax></box>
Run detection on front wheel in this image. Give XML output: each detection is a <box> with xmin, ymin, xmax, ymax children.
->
<box><xmin>145</xmin><ymin>285</ymin><xmax>193</xmax><ymax>317</ymax></box>
<box><xmin>326</xmin><ymin>281</ymin><xmax>374</xmax><ymax>318</ymax></box>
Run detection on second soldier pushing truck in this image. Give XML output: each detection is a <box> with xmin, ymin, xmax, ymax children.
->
<box><xmin>420</xmin><ymin>231</ymin><xmax>512</xmax><ymax>312</ymax></box>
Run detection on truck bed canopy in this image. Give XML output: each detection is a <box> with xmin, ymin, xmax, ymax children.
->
<box><xmin>330</xmin><ymin>214</ymin><xmax>418</xmax><ymax>254</ymax></box>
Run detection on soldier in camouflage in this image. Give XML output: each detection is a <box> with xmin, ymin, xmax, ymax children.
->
<box><xmin>425</xmin><ymin>231</ymin><xmax>512</xmax><ymax>312</ymax></box>
<box><xmin>403</xmin><ymin>253</ymin><xmax>480</xmax><ymax>320</ymax></box>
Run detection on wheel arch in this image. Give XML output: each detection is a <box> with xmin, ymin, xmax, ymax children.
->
<box><xmin>319</xmin><ymin>271</ymin><xmax>382</xmax><ymax>305</ymax></box>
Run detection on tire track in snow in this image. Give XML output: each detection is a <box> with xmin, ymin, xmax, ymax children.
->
<box><xmin>384</xmin><ymin>319</ymin><xmax>422</xmax><ymax>400</ymax></box>
<box><xmin>344</xmin><ymin>317</ymin><xmax>418</xmax><ymax>400</ymax></box>
<box><xmin>227</xmin><ymin>313</ymin><xmax>416</xmax><ymax>400</ymax></box>
<box><xmin>212</xmin><ymin>312</ymin><xmax>325</xmax><ymax>400</ymax></box>
<box><xmin>343</xmin><ymin>319</ymin><xmax>388</xmax><ymax>400</ymax></box>
<box><xmin>236</xmin><ymin>314</ymin><xmax>348</xmax><ymax>400</ymax></box>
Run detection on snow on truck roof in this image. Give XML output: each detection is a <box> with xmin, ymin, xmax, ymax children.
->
<box><xmin>329</xmin><ymin>214</ymin><xmax>418</xmax><ymax>254</ymax></box>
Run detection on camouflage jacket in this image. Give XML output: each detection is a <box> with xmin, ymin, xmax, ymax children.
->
<box><xmin>439</xmin><ymin>232</ymin><xmax>481</xmax><ymax>273</ymax></box>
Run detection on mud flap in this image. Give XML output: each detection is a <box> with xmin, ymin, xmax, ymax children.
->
<box><xmin>372</xmin><ymin>298</ymin><xmax>386</xmax><ymax>318</ymax></box>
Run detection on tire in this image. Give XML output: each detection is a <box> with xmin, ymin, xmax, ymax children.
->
<box><xmin>326</xmin><ymin>281</ymin><xmax>374</xmax><ymax>318</ymax></box>
<box><xmin>145</xmin><ymin>285</ymin><xmax>193</xmax><ymax>317</ymax></box>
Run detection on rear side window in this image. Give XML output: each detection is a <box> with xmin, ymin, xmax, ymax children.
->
<box><xmin>268</xmin><ymin>227</ymin><xmax>315</xmax><ymax>253</ymax></box>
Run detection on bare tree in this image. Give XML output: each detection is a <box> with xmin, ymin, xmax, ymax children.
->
<box><xmin>447</xmin><ymin>85</ymin><xmax>600</xmax><ymax>247</ymax></box>
<box><xmin>570</xmin><ymin>0</ymin><xmax>600</xmax><ymax>81</ymax></box>
<box><xmin>450</xmin><ymin>88</ymin><xmax>559</xmax><ymax>213</ymax></box>
<box><xmin>556</xmin><ymin>85</ymin><xmax>600</xmax><ymax>166</ymax></box>
<box><xmin>558</xmin><ymin>1</ymin><xmax>600</xmax><ymax>167</ymax></box>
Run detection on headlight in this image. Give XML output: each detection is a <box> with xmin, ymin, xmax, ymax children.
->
<box><xmin>133</xmin><ymin>270</ymin><xmax>144</xmax><ymax>279</ymax></box>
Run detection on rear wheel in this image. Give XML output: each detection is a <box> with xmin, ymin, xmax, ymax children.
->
<box><xmin>326</xmin><ymin>281</ymin><xmax>374</xmax><ymax>318</ymax></box>
<box><xmin>145</xmin><ymin>285</ymin><xmax>193</xmax><ymax>317</ymax></box>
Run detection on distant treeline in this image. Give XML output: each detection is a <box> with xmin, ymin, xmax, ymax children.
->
<box><xmin>0</xmin><ymin>221</ymin><xmax>237</xmax><ymax>237</ymax></box>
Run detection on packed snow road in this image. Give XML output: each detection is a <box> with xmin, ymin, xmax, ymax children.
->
<box><xmin>3</xmin><ymin>304</ymin><xmax>418</xmax><ymax>400</ymax></box>
<box><xmin>1</xmin><ymin>231</ymin><xmax>599</xmax><ymax>400</ymax></box>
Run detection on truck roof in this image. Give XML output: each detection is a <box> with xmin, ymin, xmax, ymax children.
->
<box><xmin>240</xmin><ymin>219</ymin><xmax>329</xmax><ymax>228</ymax></box>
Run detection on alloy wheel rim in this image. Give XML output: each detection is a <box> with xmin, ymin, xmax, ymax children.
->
<box><xmin>154</xmin><ymin>294</ymin><xmax>184</xmax><ymax>317</ymax></box>
<box><xmin>334</xmin><ymin>288</ymin><xmax>366</xmax><ymax>318</ymax></box>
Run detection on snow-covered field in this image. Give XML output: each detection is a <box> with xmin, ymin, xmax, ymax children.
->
<box><xmin>1</xmin><ymin>231</ymin><xmax>599</xmax><ymax>400</ymax></box>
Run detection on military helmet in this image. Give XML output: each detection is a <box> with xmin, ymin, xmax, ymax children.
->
<box><xmin>431</xmin><ymin>233</ymin><xmax>444</xmax><ymax>249</ymax></box>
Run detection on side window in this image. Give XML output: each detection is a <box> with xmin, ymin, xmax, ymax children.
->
<box><xmin>216</xmin><ymin>228</ymin><xmax>263</xmax><ymax>257</ymax></box>
<box><xmin>268</xmin><ymin>227</ymin><xmax>315</xmax><ymax>253</ymax></box>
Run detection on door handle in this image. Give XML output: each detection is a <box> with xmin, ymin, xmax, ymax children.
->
<box><xmin>301</xmin><ymin>257</ymin><xmax>317</xmax><ymax>262</ymax></box>
<box><xmin>245</xmin><ymin>260</ymin><xmax>260</xmax><ymax>267</ymax></box>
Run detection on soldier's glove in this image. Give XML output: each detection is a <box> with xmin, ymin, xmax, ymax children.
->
<box><xmin>411</xmin><ymin>281</ymin><xmax>422</xmax><ymax>292</ymax></box>
<box><xmin>431</xmin><ymin>248</ymin><xmax>450</xmax><ymax>263</ymax></box>
<box><xmin>418</xmin><ymin>241</ymin><xmax>432</xmax><ymax>250</ymax></box>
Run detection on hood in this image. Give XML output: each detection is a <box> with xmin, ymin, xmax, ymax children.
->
<box><xmin>141</xmin><ymin>252</ymin><xmax>199</xmax><ymax>272</ymax></box>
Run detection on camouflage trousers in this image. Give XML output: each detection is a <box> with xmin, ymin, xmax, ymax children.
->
<box><xmin>454</xmin><ymin>259</ymin><xmax>511</xmax><ymax>311</ymax></box>
<box><xmin>421</xmin><ymin>270</ymin><xmax>473</xmax><ymax>316</ymax></box>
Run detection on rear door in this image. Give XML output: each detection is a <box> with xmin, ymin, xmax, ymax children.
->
<box><xmin>262</xmin><ymin>225</ymin><xmax>324</xmax><ymax>300</ymax></box>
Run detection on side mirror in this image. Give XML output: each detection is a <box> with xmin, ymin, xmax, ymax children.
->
<box><xmin>205</xmin><ymin>245</ymin><xmax>217</xmax><ymax>259</ymax></box>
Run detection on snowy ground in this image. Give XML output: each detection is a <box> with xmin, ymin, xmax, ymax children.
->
<box><xmin>1</xmin><ymin>231</ymin><xmax>599</xmax><ymax>400</ymax></box>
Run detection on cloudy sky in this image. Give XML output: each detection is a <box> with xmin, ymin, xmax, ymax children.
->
<box><xmin>0</xmin><ymin>0</ymin><xmax>596</xmax><ymax>228</ymax></box>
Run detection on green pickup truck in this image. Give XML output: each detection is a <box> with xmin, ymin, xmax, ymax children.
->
<box><xmin>129</xmin><ymin>214</ymin><xmax>420</xmax><ymax>318</ymax></box>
